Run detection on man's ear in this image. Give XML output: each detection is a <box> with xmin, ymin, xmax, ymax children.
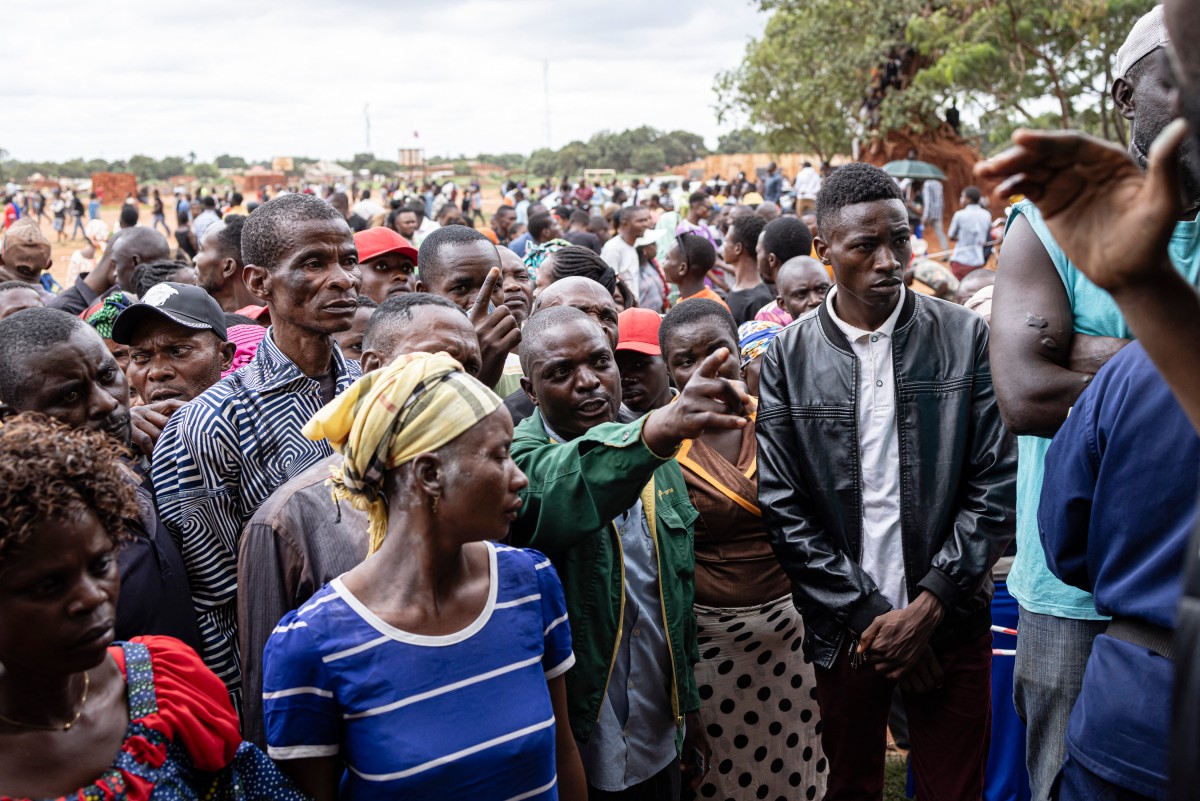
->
<box><xmin>360</xmin><ymin>349</ymin><xmax>382</xmax><ymax>374</ymax></box>
<box><xmin>243</xmin><ymin>263</ymin><xmax>271</xmax><ymax>304</ymax></box>
<box><xmin>219</xmin><ymin>341</ymin><xmax>236</xmax><ymax>373</ymax></box>
<box><xmin>813</xmin><ymin>237</ymin><xmax>830</xmax><ymax>265</ymax></box>
<box><xmin>1112</xmin><ymin>76</ymin><xmax>1136</xmax><ymax>120</ymax></box>
<box><xmin>519</xmin><ymin>376</ymin><xmax>538</xmax><ymax>407</ymax></box>
<box><xmin>44</xmin><ymin>258</ymin><xmax>53</xmax><ymax>271</ymax></box>
<box><xmin>415</xmin><ymin>279</ymin><xmax>428</xmax><ymax>293</ymax></box>
<box><xmin>221</xmin><ymin>257</ymin><xmax>239</xmax><ymax>280</ymax></box>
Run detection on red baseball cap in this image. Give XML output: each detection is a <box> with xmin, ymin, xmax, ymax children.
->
<box><xmin>354</xmin><ymin>227</ymin><xmax>418</xmax><ymax>264</ymax></box>
<box><xmin>617</xmin><ymin>307</ymin><xmax>662</xmax><ymax>356</ymax></box>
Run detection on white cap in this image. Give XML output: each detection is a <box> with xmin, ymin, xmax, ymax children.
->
<box><xmin>1114</xmin><ymin>5</ymin><xmax>1169</xmax><ymax>80</ymax></box>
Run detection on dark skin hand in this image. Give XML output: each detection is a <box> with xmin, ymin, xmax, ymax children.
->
<box><xmin>979</xmin><ymin>120</ymin><xmax>1200</xmax><ymax>433</ymax></box>
<box><xmin>642</xmin><ymin>348</ymin><xmax>751</xmax><ymax>458</ymax></box>
<box><xmin>681</xmin><ymin>710</ymin><xmax>713</xmax><ymax>792</ymax></box>
<box><xmin>468</xmin><ymin>267</ymin><xmax>521</xmax><ymax>390</ymax></box>
<box><xmin>897</xmin><ymin>646</ymin><xmax>945</xmax><ymax>695</ymax></box>
<box><xmin>129</xmin><ymin>398</ymin><xmax>185</xmax><ymax>459</ymax></box>
<box><xmin>857</xmin><ymin>592</ymin><xmax>945</xmax><ymax>681</ymax></box>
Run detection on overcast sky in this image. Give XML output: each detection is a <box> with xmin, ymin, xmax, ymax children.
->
<box><xmin>3</xmin><ymin>1</ymin><xmax>767</xmax><ymax>164</ymax></box>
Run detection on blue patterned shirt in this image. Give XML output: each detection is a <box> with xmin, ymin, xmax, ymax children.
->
<box><xmin>151</xmin><ymin>329</ymin><xmax>360</xmax><ymax>707</ymax></box>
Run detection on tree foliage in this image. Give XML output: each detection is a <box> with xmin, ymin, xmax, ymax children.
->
<box><xmin>717</xmin><ymin>0</ymin><xmax>1155</xmax><ymax>158</ymax></box>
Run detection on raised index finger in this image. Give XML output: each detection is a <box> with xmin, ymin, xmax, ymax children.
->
<box><xmin>468</xmin><ymin>267</ymin><xmax>502</xmax><ymax>322</ymax></box>
<box><xmin>696</xmin><ymin>347</ymin><xmax>732</xmax><ymax>380</ymax></box>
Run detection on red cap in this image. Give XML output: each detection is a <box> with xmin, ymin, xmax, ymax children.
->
<box><xmin>617</xmin><ymin>307</ymin><xmax>662</xmax><ymax>355</ymax></box>
<box><xmin>354</xmin><ymin>227</ymin><xmax>418</xmax><ymax>264</ymax></box>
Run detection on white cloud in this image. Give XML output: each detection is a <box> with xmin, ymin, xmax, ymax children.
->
<box><xmin>2</xmin><ymin>0</ymin><xmax>766</xmax><ymax>163</ymax></box>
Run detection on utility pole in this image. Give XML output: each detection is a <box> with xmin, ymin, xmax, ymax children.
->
<box><xmin>364</xmin><ymin>103</ymin><xmax>372</xmax><ymax>153</ymax></box>
<box><xmin>543</xmin><ymin>60</ymin><xmax>551</xmax><ymax>150</ymax></box>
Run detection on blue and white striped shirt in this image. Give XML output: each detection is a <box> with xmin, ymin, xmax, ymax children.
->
<box><xmin>263</xmin><ymin>543</ymin><xmax>575</xmax><ymax>801</ymax></box>
<box><xmin>151</xmin><ymin>329</ymin><xmax>360</xmax><ymax>706</ymax></box>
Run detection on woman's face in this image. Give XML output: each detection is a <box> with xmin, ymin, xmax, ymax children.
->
<box><xmin>0</xmin><ymin>509</ymin><xmax>120</xmax><ymax>677</ymax></box>
<box><xmin>438</xmin><ymin>408</ymin><xmax>528</xmax><ymax>542</ymax></box>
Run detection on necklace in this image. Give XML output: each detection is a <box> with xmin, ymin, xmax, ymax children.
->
<box><xmin>0</xmin><ymin>673</ymin><xmax>90</xmax><ymax>732</ymax></box>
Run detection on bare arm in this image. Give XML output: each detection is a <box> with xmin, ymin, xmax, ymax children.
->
<box><xmin>990</xmin><ymin>214</ymin><xmax>1126</xmax><ymax>437</ymax></box>
<box><xmin>549</xmin><ymin>675</ymin><xmax>588</xmax><ymax>801</ymax></box>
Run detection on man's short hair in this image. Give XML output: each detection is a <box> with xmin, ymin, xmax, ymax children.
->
<box><xmin>416</xmin><ymin>224</ymin><xmax>495</xmax><ymax>288</ymax></box>
<box><xmin>659</xmin><ymin>298</ymin><xmax>737</xmax><ymax>356</ymax></box>
<box><xmin>688</xmin><ymin>191</ymin><xmax>708</xmax><ymax>207</ymax></box>
<box><xmin>133</xmin><ymin>260</ymin><xmax>190</xmax><ymax>298</ymax></box>
<box><xmin>728</xmin><ymin>213</ymin><xmax>766</xmax><ymax>255</ymax></box>
<box><xmin>816</xmin><ymin>163</ymin><xmax>904</xmax><ymax>237</ymax></box>
<box><xmin>0</xmin><ymin>309</ymin><xmax>86</xmax><ymax>404</ymax></box>
<box><xmin>241</xmin><ymin>193</ymin><xmax>344</xmax><ymax>272</ymax></box>
<box><xmin>519</xmin><ymin>305</ymin><xmax>601</xmax><ymax>376</ymax></box>
<box><xmin>363</xmin><ymin>292</ymin><xmax>460</xmax><ymax>352</ymax></box>
<box><xmin>0</xmin><ymin>281</ymin><xmax>38</xmax><ymax>295</ymax></box>
<box><xmin>963</xmin><ymin>186</ymin><xmax>982</xmax><ymax>204</ymax></box>
<box><xmin>202</xmin><ymin>196</ymin><xmax>217</xmax><ymax>209</ymax></box>
<box><xmin>569</xmin><ymin>210</ymin><xmax>589</xmax><ymax>226</ymax></box>
<box><xmin>677</xmin><ymin>232</ymin><xmax>716</xmax><ymax>275</ymax></box>
<box><xmin>529</xmin><ymin>213</ymin><xmax>556</xmax><ymax>241</ymax></box>
<box><xmin>403</xmin><ymin>201</ymin><xmax>425</xmax><ymax>221</ymax></box>
<box><xmin>761</xmin><ymin>216</ymin><xmax>813</xmax><ymax>263</ymax></box>
<box><xmin>214</xmin><ymin>214</ymin><xmax>246</xmax><ymax>263</ymax></box>
<box><xmin>232</xmin><ymin>192</ymin><xmax>243</xmax><ymax>205</ymax></box>
<box><xmin>494</xmin><ymin>205</ymin><xmax>515</xmax><ymax>219</ymax></box>
<box><xmin>544</xmin><ymin>245</ymin><xmax>616</xmax><ymax>291</ymax></box>
<box><xmin>118</xmin><ymin>205</ymin><xmax>138</xmax><ymax>228</ymax></box>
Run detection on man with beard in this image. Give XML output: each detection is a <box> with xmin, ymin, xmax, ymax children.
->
<box><xmin>982</xmin><ymin>10</ymin><xmax>1200</xmax><ymax>799</ymax></box>
<box><xmin>192</xmin><ymin>215</ymin><xmax>261</xmax><ymax>313</ymax></box>
<box><xmin>151</xmin><ymin>193</ymin><xmax>362</xmax><ymax>708</ymax></box>
<box><xmin>0</xmin><ymin>308</ymin><xmax>200</xmax><ymax>651</ymax></box>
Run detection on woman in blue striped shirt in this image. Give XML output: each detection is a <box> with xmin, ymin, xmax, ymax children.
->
<box><xmin>262</xmin><ymin>352</ymin><xmax>586</xmax><ymax>800</ymax></box>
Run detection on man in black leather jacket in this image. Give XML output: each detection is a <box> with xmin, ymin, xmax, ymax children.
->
<box><xmin>757</xmin><ymin>164</ymin><xmax>1016</xmax><ymax>800</ymax></box>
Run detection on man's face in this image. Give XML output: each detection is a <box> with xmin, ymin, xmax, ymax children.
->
<box><xmin>333</xmin><ymin>304</ymin><xmax>374</xmax><ymax>361</ymax></box>
<box><xmin>662</xmin><ymin>318</ymin><xmax>740</xmax><ymax>392</ymax></box>
<box><xmin>663</xmin><ymin>244</ymin><xmax>686</xmax><ymax>283</ymax></box>
<box><xmin>494</xmin><ymin>209</ymin><xmax>516</xmax><ymax>237</ymax></box>
<box><xmin>18</xmin><ymin>327</ymin><xmax>131</xmax><ymax>445</ymax></box>
<box><xmin>193</xmin><ymin>221</ymin><xmax>231</xmax><ymax>293</ymax></box>
<box><xmin>536</xmin><ymin>279</ymin><xmax>620</xmax><ymax>347</ymax></box>
<box><xmin>126</xmin><ymin>317</ymin><xmax>230</xmax><ymax>404</ymax></box>
<box><xmin>623</xmin><ymin>208</ymin><xmax>651</xmax><ymax>239</ymax></box>
<box><xmin>359</xmin><ymin>252</ymin><xmax>416</xmax><ymax>304</ymax></box>
<box><xmin>396</xmin><ymin>211</ymin><xmax>419</xmax><ymax>239</ymax></box>
<box><xmin>417</xmin><ymin>241</ymin><xmax>500</xmax><ymax>311</ymax></box>
<box><xmin>723</xmin><ymin>223</ymin><xmax>741</xmax><ymax>264</ymax></box>
<box><xmin>616</xmin><ymin>349</ymin><xmax>671</xmax><ymax>415</ymax></box>
<box><xmin>0</xmin><ymin>287</ymin><xmax>43</xmax><ymax>319</ymax></box>
<box><xmin>362</xmin><ymin>305</ymin><xmax>483</xmax><ymax>377</ymax></box>
<box><xmin>755</xmin><ymin>230</ymin><xmax>775</xmax><ymax>284</ymax></box>
<box><xmin>495</xmin><ymin>249</ymin><xmax>534</xmax><ymax>325</ymax></box>
<box><xmin>523</xmin><ymin>318</ymin><xmax>620</xmax><ymax>439</ymax></box>
<box><xmin>816</xmin><ymin>199</ymin><xmax>910</xmax><ymax>313</ymax></box>
<box><xmin>254</xmin><ymin>218</ymin><xmax>361</xmax><ymax>334</ymax></box>
<box><xmin>540</xmin><ymin>220</ymin><xmax>564</xmax><ymax>243</ymax></box>
<box><xmin>777</xmin><ymin>260</ymin><xmax>832</xmax><ymax>319</ymax></box>
<box><xmin>693</xmin><ymin>199</ymin><xmax>710</xmax><ymax>220</ymax></box>
<box><xmin>1126</xmin><ymin>50</ymin><xmax>1199</xmax><ymax>200</ymax></box>
<box><xmin>111</xmin><ymin>233</ymin><xmax>170</xmax><ymax>293</ymax></box>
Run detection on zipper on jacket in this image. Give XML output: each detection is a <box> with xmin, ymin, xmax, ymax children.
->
<box><xmin>644</xmin><ymin>484</ymin><xmax>683</xmax><ymax>729</ymax></box>
<box><xmin>598</xmin><ymin>519</ymin><xmax>627</xmax><ymax>722</ymax></box>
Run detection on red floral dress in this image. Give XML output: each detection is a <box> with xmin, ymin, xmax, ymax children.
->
<box><xmin>2</xmin><ymin>636</ymin><xmax>306</xmax><ymax>801</ymax></box>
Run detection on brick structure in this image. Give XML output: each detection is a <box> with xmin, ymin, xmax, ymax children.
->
<box><xmin>91</xmin><ymin>172</ymin><xmax>138</xmax><ymax>203</ymax></box>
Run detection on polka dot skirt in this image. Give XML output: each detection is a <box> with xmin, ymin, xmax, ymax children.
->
<box><xmin>693</xmin><ymin>595</ymin><xmax>827</xmax><ymax>801</ymax></box>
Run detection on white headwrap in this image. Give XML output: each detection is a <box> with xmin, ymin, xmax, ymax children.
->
<box><xmin>1115</xmin><ymin>5</ymin><xmax>1169</xmax><ymax>79</ymax></box>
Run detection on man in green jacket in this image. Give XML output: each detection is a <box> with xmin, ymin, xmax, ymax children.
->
<box><xmin>510</xmin><ymin>305</ymin><xmax>750</xmax><ymax>799</ymax></box>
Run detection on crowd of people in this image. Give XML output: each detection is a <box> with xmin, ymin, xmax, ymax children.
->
<box><xmin>0</xmin><ymin>5</ymin><xmax>1197</xmax><ymax>801</ymax></box>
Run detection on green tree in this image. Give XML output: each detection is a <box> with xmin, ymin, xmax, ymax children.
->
<box><xmin>717</xmin><ymin>0</ymin><xmax>1153</xmax><ymax>158</ymax></box>
<box><xmin>214</xmin><ymin>154</ymin><xmax>248</xmax><ymax>169</ymax></box>
<box><xmin>158</xmin><ymin>156</ymin><xmax>187</xmax><ymax>179</ymax></box>
<box><xmin>631</xmin><ymin>145</ymin><xmax>667</xmax><ymax>174</ymax></box>
<box><xmin>189</xmin><ymin>162</ymin><xmax>220</xmax><ymax>181</ymax></box>
<box><xmin>716</xmin><ymin>128</ymin><xmax>764</xmax><ymax>154</ymax></box>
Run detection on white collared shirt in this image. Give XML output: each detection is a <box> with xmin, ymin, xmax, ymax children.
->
<box><xmin>826</xmin><ymin>284</ymin><xmax>909</xmax><ymax>610</ymax></box>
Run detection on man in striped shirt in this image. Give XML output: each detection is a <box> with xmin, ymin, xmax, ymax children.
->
<box><xmin>152</xmin><ymin>193</ymin><xmax>363</xmax><ymax>710</ymax></box>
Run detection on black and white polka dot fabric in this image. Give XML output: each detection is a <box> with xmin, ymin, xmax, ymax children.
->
<box><xmin>693</xmin><ymin>595</ymin><xmax>826</xmax><ymax>801</ymax></box>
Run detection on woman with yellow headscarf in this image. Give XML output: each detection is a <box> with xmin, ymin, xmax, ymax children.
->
<box><xmin>262</xmin><ymin>352</ymin><xmax>587</xmax><ymax>801</ymax></box>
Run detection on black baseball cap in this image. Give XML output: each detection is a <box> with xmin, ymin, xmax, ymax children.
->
<box><xmin>111</xmin><ymin>282</ymin><xmax>228</xmax><ymax>345</ymax></box>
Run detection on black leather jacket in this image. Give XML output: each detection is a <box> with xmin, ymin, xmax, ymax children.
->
<box><xmin>757</xmin><ymin>290</ymin><xmax>1016</xmax><ymax>669</ymax></box>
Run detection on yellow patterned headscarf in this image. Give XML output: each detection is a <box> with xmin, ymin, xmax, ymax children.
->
<box><xmin>302</xmin><ymin>351</ymin><xmax>502</xmax><ymax>554</ymax></box>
